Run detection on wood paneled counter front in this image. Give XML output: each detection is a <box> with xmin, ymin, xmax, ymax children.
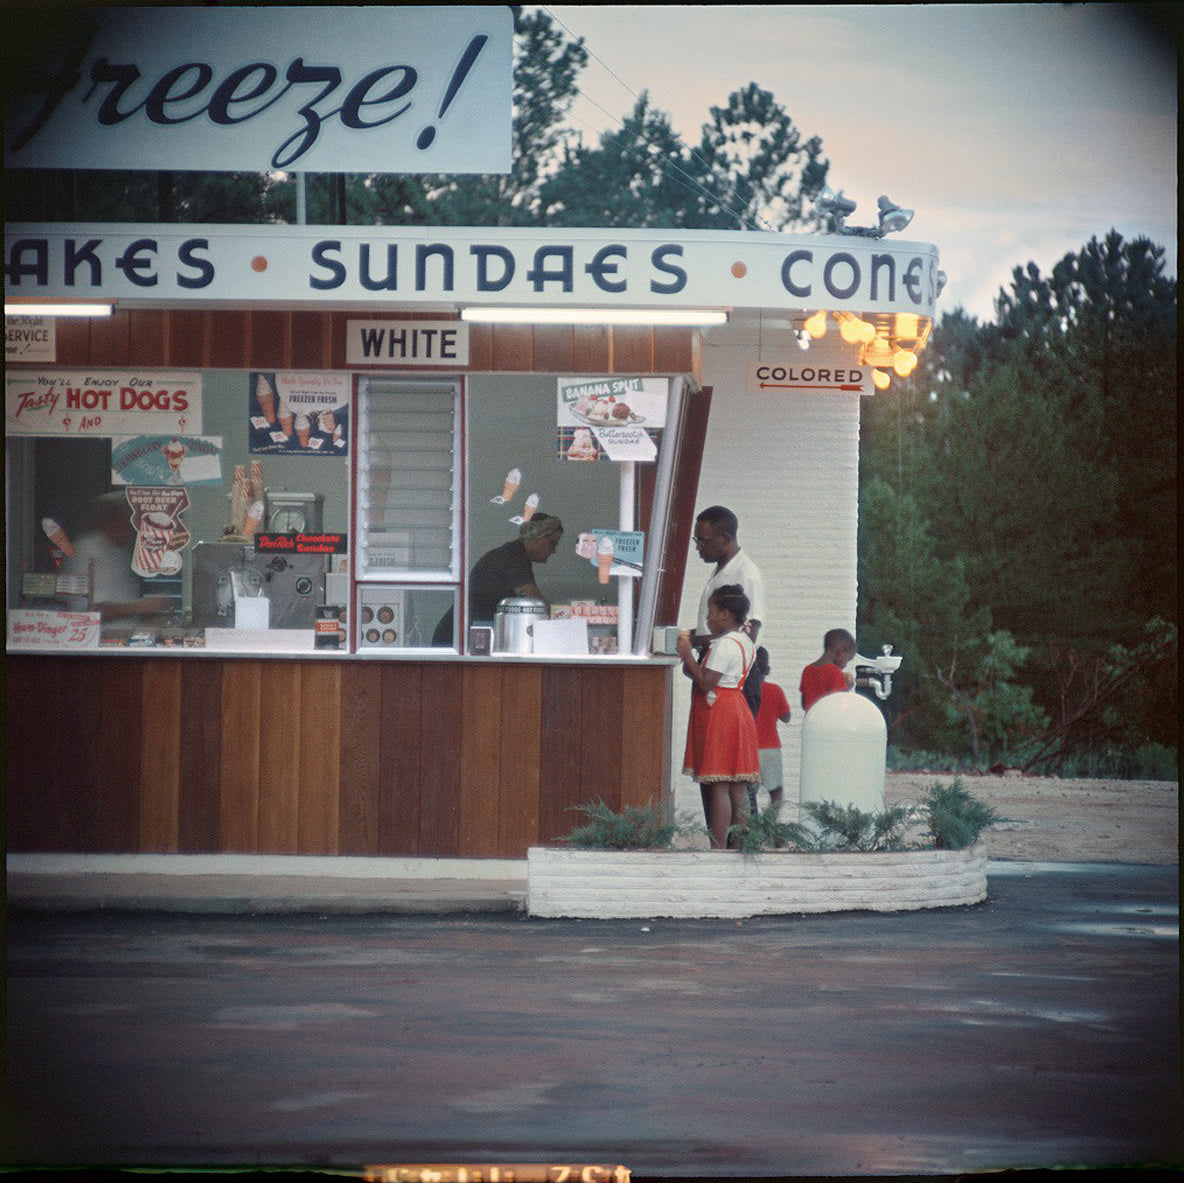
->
<box><xmin>6</xmin><ymin>654</ymin><xmax>674</xmax><ymax>859</ymax></box>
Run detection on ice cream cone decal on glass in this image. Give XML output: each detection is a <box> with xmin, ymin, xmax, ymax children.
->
<box><xmin>597</xmin><ymin>534</ymin><xmax>615</xmax><ymax>584</ymax></box>
<box><xmin>521</xmin><ymin>493</ymin><xmax>539</xmax><ymax>521</ymax></box>
<box><xmin>41</xmin><ymin>518</ymin><xmax>75</xmax><ymax>565</ymax></box>
<box><xmin>492</xmin><ymin>467</ymin><xmax>521</xmax><ymax>505</ymax></box>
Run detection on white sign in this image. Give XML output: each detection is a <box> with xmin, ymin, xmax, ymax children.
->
<box><xmin>4</xmin><ymin>225</ymin><xmax>944</xmax><ymax>319</ymax></box>
<box><xmin>746</xmin><ymin>360</ymin><xmax>873</xmax><ymax>397</ymax></box>
<box><xmin>346</xmin><ymin>320</ymin><xmax>470</xmax><ymax>366</ymax></box>
<box><xmin>5</xmin><ymin>370</ymin><xmax>201</xmax><ymax>436</ymax></box>
<box><xmin>5</xmin><ymin>315</ymin><xmax>55</xmax><ymax>362</ymax></box>
<box><xmin>4</xmin><ymin>6</ymin><xmax>513</xmax><ymax>174</ymax></box>
<box><xmin>7</xmin><ymin>609</ymin><xmax>101</xmax><ymax>650</ymax></box>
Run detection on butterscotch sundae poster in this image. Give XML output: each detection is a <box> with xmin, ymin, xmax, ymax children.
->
<box><xmin>249</xmin><ymin>371</ymin><xmax>350</xmax><ymax>456</ymax></box>
<box><xmin>557</xmin><ymin>376</ymin><xmax>666</xmax><ymax>462</ymax></box>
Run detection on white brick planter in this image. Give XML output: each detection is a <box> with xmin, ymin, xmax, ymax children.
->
<box><xmin>526</xmin><ymin>843</ymin><xmax>987</xmax><ymax>919</ymax></box>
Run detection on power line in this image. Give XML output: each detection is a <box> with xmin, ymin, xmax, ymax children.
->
<box><xmin>541</xmin><ymin>5</ymin><xmax>775</xmax><ymax>232</ymax></box>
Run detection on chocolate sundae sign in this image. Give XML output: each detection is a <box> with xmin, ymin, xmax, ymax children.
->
<box><xmin>557</xmin><ymin>377</ymin><xmax>667</xmax><ymax>463</ymax></box>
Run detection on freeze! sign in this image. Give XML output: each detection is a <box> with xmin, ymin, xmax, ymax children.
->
<box><xmin>4</xmin><ymin>6</ymin><xmax>512</xmax><ymax>174</ymax></box>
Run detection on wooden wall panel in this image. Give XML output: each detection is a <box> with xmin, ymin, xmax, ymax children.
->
<box><xmin>572</xmin><ymin>326</ymin><xmax>611</xmax><ymax>372</ymax></box>
<box><xmin>128</xmin><ymin>309</ymin><xmax>168</xmax><ymax>368</ymax></box>
<box><xmin>6</xmin><ymin>657</ymin><xmax>673</xmax><ymax>859</ymax></box>
<box><xmin>29</xmin><ymin>309</ymin><xmax>696</xmax><ymax>376</ymax></box>
<box><xmin>620</xmin><ymin>664</ymin><xmax>672</xmax><ymax>809</ymax></box>
<box><xmin>178</xmin><ymin>660</ymin><xmax>222</xmax><ymax>851</ymax></box>
<box><xmin>97</xmin><ymin>660</ymin><xmax>143</xmax><ymax>850</ymax></box>
<box><xmin>498</xmin><ymin>665</ymin><xmax>542</xmax><ymax>856</ymax></box>
<box><xmin>611</xmin><ymin>326</ymin><xmax>653</xmax><ymax>373</ymax></box>
<box><xmin>297</xmin><ymin>662</ymin><xmax>342</xmax><ymax>853</ymax></box>
<box><xmin>90</xmin><ymin>311</ymin><xmax>131</xmax><ymax>367</ymax></box>
<box><xmin>338</xmin><ymin>663</ymin><xmax>383</xmax><ymax>854</ymax></box>
<box><xmin>579</xmin><ymin>667</ymin><xmax>625</xmax><ymax>811</ymax></box>
<box><xmin>290</xmin><ymin>311</ymin><xmax>332</xmax><ymax>370</ymax></box>
<box><xmin>258</xmin><ymin>662</ymin><xmax>301</xmax><ymax>852</ymax></box>
<box><xmin>530</xmin><ymin>325</ymin><xmax>574</xmax><ymax>373</ymax></box>
<box><xmin>248</xmin><ymin>310</ymin><xmax>289</xmax><ymax>369</ymax></box>
<box><xmin>489</xmin><ymin>324</ymin><xmax>533</xmax><ymax>372</ymax></box>
<box><xmin>219</xmin><ymin>661</ymin><xmax>262</xmax><ymax>851</ymax></box>
<box><xmin>165</xmin><ymin>309</ymin><xmax>208</xmax><ymax>368</ymax></box>
<box><xmin>68</xmin><ymin>660</ymin><xmax>106</xmax><ymax>852</ymax></box>
<box><xmin>417</xmin><ymin>664</ymin><xmax>463</xmax><ymax>855</ymax></box>
<box><xmin>457</xmin><ymin>663</ymin><xmax>503</xmax><ymax>855</ymax></box>
<box><xmin>208</xmin><ymin>310</ymin><xmax>251</xmax><ymax>370</ymax></box>
<box><xmin>538</xmin><ymin>666</ymin><xmax>590</xmax><ymax>843</ymax></box>
<box><xmin>140</xmin><ymin>660</ymin><xmax>182</xmax><ymax>851</ymax></box>
<box><xmin>379</xmin><ymin>662</ymin><xmax>423</xmax><ymax>854</ymax></box>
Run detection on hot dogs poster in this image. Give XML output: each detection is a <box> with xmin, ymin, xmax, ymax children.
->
<box><xmin>249</xmin><ymin>371</ymin><xmax>350</xmax><ymax>456</ymax></box>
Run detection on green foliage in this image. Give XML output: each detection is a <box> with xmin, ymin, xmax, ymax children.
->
<box><xmin>859</xmin><ymin>232</ymin><xmax>1177</xmax><ymax>769</ymax></box>
<box><xmin>563</xmin><ymin>798</ymin><xmax>680</xmax><ymax>850</ymax></box>
<box><xmin>920</xmin><ymin>779</ymin><xmax>1000</xmax><ymax>850</ymax></box>
<box><xmin>797</xmin><ymin>800</ymin><xmax>918</xmax><ymax>852</ymax></box>
<box><xmin>726</xmin><ymin>807</ymin><xmax>817</xmax><ymax>852</ymax></box>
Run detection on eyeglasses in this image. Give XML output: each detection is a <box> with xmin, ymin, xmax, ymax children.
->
<box><xmin>692</xmin><ymin>532</ymin><xmax>714</xmax><ymax>547</ymax></box>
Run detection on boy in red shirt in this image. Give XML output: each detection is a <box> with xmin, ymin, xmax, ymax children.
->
<box><xmin>749</xmin><ymin>647</ymin><xmax>793</xmax><ymax>817</ymax></box>
<box><xmin>800</xmin><ymin>628</ymin><xmax>857</xmax><ymax>712</ymax></box>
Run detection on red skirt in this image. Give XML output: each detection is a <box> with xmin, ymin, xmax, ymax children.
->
<box><xmin>683</xmin><ymin>686</ymin><xmax>760</xmax><ymax>784</ymax></box>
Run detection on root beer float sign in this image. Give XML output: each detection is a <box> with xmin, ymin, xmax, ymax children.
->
<box><xmin>4</xmin><ymin>225</ymin><xmax>942</xmax><ymax>319</ymax></box>
<box><xmin>4</xmin><ymin>6</ymin><xmax>512</xmax><ymax>174</ymax></box>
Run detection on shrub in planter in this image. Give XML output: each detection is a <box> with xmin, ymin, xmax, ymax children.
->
<box><xmin>563</xmin><ymin>798</ymin><xmax>682</xmax><ymax>850</ymax></box>
<box><xmin>921</xmin><ymin>778</ymin><xmax>1001</xmax><ymax>849</ymax></box>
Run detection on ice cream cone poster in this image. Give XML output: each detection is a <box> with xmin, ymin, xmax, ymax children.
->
<box><xmin>125</xmin><ymin>487</ymin><xmax>190</xmax><ymax>578</ymax></box>
<box><xmin>110</xmin><ymin>435</ymin><xmax>223</xmax><ymax>486</ymax></box>
<box><xmin>557</xmin><ymin>376</ymin><xmax>667</xmax><ymax>462</ymax></box>
<box><xmin>576</xmin><ymin>529</ymin><xmax>645</xmax><ymax>580</ymax></box>
<box><xmin>249</xmin><ymin>371</ymin><xmax>349</xmax><ymax>455</ymax></box>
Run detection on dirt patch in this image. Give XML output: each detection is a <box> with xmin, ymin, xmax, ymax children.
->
<box><xmin>885</xmin><ymin>772</ymin><xmax>1179</xmax><ymax>865</ymax></box>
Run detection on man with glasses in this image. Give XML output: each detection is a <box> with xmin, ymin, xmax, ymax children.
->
<box><xmin>691</xmin><ymin>505</ymin><xmax>766</xmax><ymax>649</ymax></box>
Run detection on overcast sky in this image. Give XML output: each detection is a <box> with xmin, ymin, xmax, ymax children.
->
<box><xmin>543</xmin><ymin>3</ymin><xmax>1178</xmax><ymax>322</ymax></box>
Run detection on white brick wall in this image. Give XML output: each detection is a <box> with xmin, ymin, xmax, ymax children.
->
<box><xmin>671</xmin><ymin>320</ymin><xmax>862</xmax><ymax>822</ymax></box>
<box><xmin>527</xmin><ymin>845</ymin><xmax>988</xmax><ymax>919</ymax></box>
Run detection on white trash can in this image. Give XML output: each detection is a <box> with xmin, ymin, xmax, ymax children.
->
<box><xmin>800</xmin><ymin>690</ymin><xmax>887</xmax><ymax>814</ymax></box>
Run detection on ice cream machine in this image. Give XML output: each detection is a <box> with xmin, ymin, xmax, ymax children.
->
<box><xmin>191</xmin><ymin>542</ymin><xmax>326</xmax><ymax>630</ymax></box>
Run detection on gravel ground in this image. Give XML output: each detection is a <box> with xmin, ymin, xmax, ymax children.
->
<box><xmin>884</xmin><ymin>771</ymin><xmax>1179</xmax><ymax>864</ymax></box>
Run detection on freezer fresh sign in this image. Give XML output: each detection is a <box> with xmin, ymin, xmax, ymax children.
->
<box><xmin>4</xmin><ymin>6</ymin><xmax>512</xmax><ymax>173</ymax></box>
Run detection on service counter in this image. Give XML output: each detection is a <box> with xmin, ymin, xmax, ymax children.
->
<box><xmin>6</xmin><ymin>652</ymin><xmax>675</xmax><ymax>860</ymax></box>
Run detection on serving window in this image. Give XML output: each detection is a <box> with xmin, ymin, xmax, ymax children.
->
<box><xmin>6</xmin><ymin>362</ymin><xmax>690</xmax><ymax>657</ymax></box>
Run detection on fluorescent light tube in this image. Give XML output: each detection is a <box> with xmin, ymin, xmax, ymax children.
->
<box><xmin>5</xmin><ymin>303</ymin><xmax>114</xmax><ymax>317</ymax></box>
<box><xmin>460</xmin><ymin>307</ymin><xmax>727</xmax><ymax>326</ymax></box>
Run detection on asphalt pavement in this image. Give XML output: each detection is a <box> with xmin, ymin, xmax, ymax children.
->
<box><xmin>3</xmin><ymin>860</ymin><xmax>1180</xmax><ymax>1179</ymax></box>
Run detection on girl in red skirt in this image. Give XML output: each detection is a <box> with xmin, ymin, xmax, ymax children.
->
<box><xmin>677</xmin><ymin>584</ymin><xmax>760</xmax><ymax>849</ymax></box>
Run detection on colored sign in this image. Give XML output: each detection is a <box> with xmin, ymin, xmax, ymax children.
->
<box><xmin>249</xmin><ymin>371</ymin><xmax>349</xmax><ymax>455</ymax></box>
<box><xmin>5</xmin><ymin>315</ymin><xmax>54</xmax><ymax>361</ymax></box>
<box><xmin>111</xmin><ymin>435</ymin><xmax>223</xmax><ymax>486</ymax></box>
<box><xmin>7</xmin><ymin>609</ymin><xmax>101</xmax><ymax>650</ymax></box>
<box><xmin>4</xmin><ymin>225</ymin><xmax>944</xmax><ymax>318</ymax></box>
<box><xmin>346</xmin><ymin>320</ymin><xmax>470</xmax><ymax>366</ymax></box>
<box><xmin>5</xmin><ymin>370</ymin><xmax>201</xmax><ymax>436</ymax></box>
<box><xmin>4</xmin><ymin>7</ymin><xmax>513</xmax><ymax>174</ymax></box>
<box><xmin>747</xmin><ymin>361</ymin><xmax>873</xmax><ymax>397</ymax></box>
